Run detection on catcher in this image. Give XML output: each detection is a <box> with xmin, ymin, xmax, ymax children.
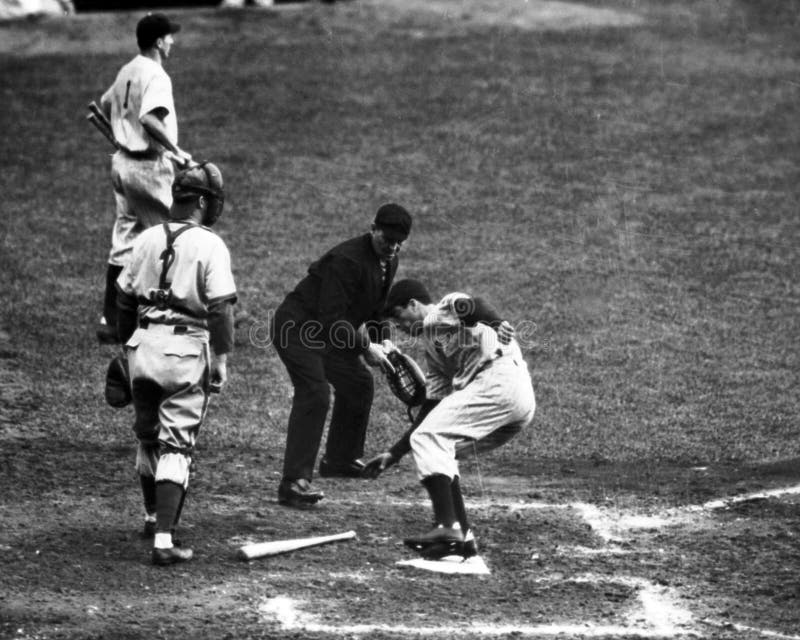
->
<box><xmin>115</xmin><ymin>162</ymin><xmax>236</xmax><ymax>566</ymax></box>
<box><xmin>363</xmin><ymin>279</ymin><xmax>535</xmax><ymax>560</ymax></box>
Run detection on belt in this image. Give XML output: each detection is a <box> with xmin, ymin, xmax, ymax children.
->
<box><xmin>140</xmin><ymin>319</ymin><xmax>191</xmax><ymax>334</ymax></box>
<box><xmin>121</xmin><ymin>147</ymin><xmax>161</xmax><ymax>161</ymax></box>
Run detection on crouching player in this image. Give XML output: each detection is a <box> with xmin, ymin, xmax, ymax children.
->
<box><xmin>116</xmin><ymin>163</ymin><xmax>236</xmax><ymax>565</ymax></box>
<box><xmin>362</xmin><ymin>279</ymin><xmax>535</xmax><ymax>560</ymax></box>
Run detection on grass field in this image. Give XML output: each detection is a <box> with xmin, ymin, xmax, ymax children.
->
<box><xmin>1</xmin><ymin>1</ymin><xmax>799</xmax><ymax>638</ymax></box>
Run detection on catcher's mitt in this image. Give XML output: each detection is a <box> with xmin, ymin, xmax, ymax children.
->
<box><xmin>385</xmin><ymin>350</ymin><xmax>426</xmax><ymax>410</ymax></box>
<box><xmin>104</xmin><ymin>353</ymin><xmax>131</xmax><ymax>408</ymax></box>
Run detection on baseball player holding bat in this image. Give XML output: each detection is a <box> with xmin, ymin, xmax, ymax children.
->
<box><xmin>94</xmin><ymin>13</ymin><xmax>193</xmax><ymax>345</ymax></box>
<box><xmin>363</xmin><ymin>279</ymin><xmax>535</xmax><ymax>560</ymax></box>
<box><xmin>115</xmin><ymin>163</ymin><xmax>236</xmax><ymax>566</ymax></box>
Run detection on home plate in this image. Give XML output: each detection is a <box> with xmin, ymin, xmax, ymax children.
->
<box><xmin>396</xmin><ymin>555</ymin><xmax>491</xmax><ymax>575</ymax></box>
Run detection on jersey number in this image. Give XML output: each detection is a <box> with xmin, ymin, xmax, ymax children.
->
<box><xmin>123</xmin><ymin>81</ymin><xmax>131</xmax><ymax>109</ymax></box>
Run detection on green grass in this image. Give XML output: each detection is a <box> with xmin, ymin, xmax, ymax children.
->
<box><xmin>1</xmin><ymin>0</ymin><xmax>798</xmax><ymax>470</ymax></box>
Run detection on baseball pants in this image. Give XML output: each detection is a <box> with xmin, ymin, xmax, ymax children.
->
<box><xmin>410</xmin><ymin>355</ymin><xmax>535</xmax><ymax>480</ymax></box>
<box><xmin>126</xmin><ymin>325</ymin><xmax>211</xmax><ymax>467</ymax></box>
<box><xmin>108</xmin><ymin>150</ymin><xmax>174</xmax><ymax>267</ymax></box>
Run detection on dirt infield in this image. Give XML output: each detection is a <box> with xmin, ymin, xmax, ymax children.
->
<box><xmin>2</xmin><ymin>0</ymin><xmax>799</xmax><ymax>638</ymax></box>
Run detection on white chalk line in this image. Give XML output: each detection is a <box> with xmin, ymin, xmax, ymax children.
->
<box><xmin>254</xmin><ymin>485</ymin><xmax>800</xmax><ymax>638</ymax></box>
<box><xmin>701</xmin><ymin>619</ymin><xmax>800</xmax><ymax>640</ymax></box>
<box><xmin>258</xmin><ymin>580</ymin><xmax>695</xmax><ymax>638</ymax></box>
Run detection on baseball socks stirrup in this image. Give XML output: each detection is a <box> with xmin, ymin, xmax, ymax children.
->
<box><xmin>404</xmin><ymin>474</ymin><xmax>464</xmax><ymax>558</ymax></box>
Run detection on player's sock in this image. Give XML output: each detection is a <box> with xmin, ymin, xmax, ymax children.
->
<box><xmin>155</xmin><ymin>481</ymin><xmax>184</xmax><ymax>541</ymax></box>
<box><xmin>139</xmin><ymin>474</ymin><xmax>157</xmax><ymax>516</ymax></box>
<box><xmin>154</xmin><ymin>532</ymin><xmax>174</xmax><ymax>549</ymax></box>
<box><xmin>421</xmin><ymin>474</ymin><xmax>458</xmax><ymax>528</ymax></box>
<box><xmin>451</xmin><ymin>475</ymin><xmax>470</xmax><ymax>533</ymax></box>
<box><xmin>172</xmin><ymin>486</ymin><xmax>188</xmax><ymax>532</ymax></box>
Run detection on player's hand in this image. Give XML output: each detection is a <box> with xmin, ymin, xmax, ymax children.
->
<box><xmin>364</xmin><ymin>342</ymin><xmax>395</xmax><ymax>374</ymax></box>
<box><xmin>381</xmin><ymin>339</ymin><xmax>400</xmax><ymax>354</ymax></box>
<box><xmin>210</xmin><ymin>354</ymin><xmax>228</xmax><ymax>393</ymax></box>
<box><xmin>497</xmin><ymin>320</ymin><xmax>515</xmax><ymax>345</ymax></box>
<box><xmin>170</xmin><ymin>147</ymin><xmax>195</xmax><ymax>168</ymax></box>
<box><xmin>361</xmin><ymin>452</ymin><xmax>397</xmax><ymax>479</ymax></box>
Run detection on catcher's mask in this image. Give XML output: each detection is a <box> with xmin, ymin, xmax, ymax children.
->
<box><xmin>172</xmin><ymin>162</ymin><xmax>225</xmax><ymax>226</ymax></box>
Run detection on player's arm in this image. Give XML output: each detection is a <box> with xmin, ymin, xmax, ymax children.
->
<box><xmin>207</xmin><ymin>299</ymin><xmax>235</xmax><ymax>392</ymax></box>
<box><xmin>362</xmin><ymin>398</ymin><xmax>441</xmax><ymax>478</ymax></box>
<box><xmin>362</xmin><ymin>350</ymin><xmax>448</xmax><ymax>478</ymax></box>
<box><xmin>116</xmin><ymin>288</ymin><xmax>138</xmax><ymax>343</ymax></box>
<box><xmin>140</xmin><ymin>108</ymin><xmax>186</xmax><ymax>158</ymax></box>
<box><xmin>452</xmin><ymin>295</ymin><xmax>514</xmax><ymax>345</ymax></box>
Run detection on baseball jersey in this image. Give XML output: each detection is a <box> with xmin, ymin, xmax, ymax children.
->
<box><xmin>102</xmin><ymin>54</ymin><xmax>177</xmax><ymax>153</ymax></box>
<box><xmin>117</xmin><ymin>222</ymin><xmax>236</xmax><ymax>329</ymax></box>
<box><xmin>422</xmin><ymin>293</ymin><xmax>524</xmax><ymax>399</ymax></box>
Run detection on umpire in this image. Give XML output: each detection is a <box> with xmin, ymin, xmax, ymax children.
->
<box><xmin>270</xmin><ymin>203</ymin><xmax>412</xmax><ymax>508</ymax></box>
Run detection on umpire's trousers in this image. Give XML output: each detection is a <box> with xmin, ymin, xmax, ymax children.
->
<box><xmin>271</xmin><ymin>302</ymin><xmax>374</xmax><ymax>481</ymax></box>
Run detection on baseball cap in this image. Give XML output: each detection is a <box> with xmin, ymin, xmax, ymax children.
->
<box><xmin>136</xmin><ymin>13</ymin><xmax>181</xmax><ymax>50</ymax></box>
<box><xmin>384</xmin><ymin>278</ymin><xmax>432</xmax><ymax>313</ymax></box>
<box><xmin>374</xmin><ymin>203</ymin><xmax>412</xmax><ymax>242</ymax></box>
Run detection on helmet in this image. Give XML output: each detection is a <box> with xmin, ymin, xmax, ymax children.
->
<box><xmin>172</xmin><ymin>162</ymin><xmax>225</xmax><ymax>226</ymax></box>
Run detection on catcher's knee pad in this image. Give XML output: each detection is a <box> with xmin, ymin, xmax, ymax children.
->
<box><xmin>155</xmin><ymin>452</ymin><xmax>191</xmax><ymax>490</ymax></box>
<box><xmin>135</xmin><ymin>443</ymin><xmax>160</xmax><ymax>477</ymax></box>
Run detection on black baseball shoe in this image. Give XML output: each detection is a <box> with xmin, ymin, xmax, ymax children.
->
<box><xmin>152</xmin><ymin>546</ymin><xmax>193</xmax><ymax>566</ymax></box>
<box><xmin>278</xmin><ymin>478</ymin><xmax>324</xmax><ymax>508</ymax></box>
<box><xmin>457</xmin><ymin>529</ymin><xmax>479</xmax><ymax>558</ymax></box>
<box><xmin>318</xmin><ymin>457</ymin><xmax>366</xmax><ymax>478</ymax></box>
<box><xmin>403</xmin><ymin>525</ymin><xmax>464</xmax><ymax>560</ymax></box>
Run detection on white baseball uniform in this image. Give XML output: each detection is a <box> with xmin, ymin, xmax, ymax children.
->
<box><xmin>409</xmin><ymin>293</ymin><xmax>536</xmax><ymax>480</ymax></box>
<box><xmin>117</xmin><ymin>221</ymin><xmax>236</xmax><ymax>480</ymax></box>
<box><xmin>102</xmin><ymin>54</ymin><xmax>178</xmax><ymax>266</ymax></box>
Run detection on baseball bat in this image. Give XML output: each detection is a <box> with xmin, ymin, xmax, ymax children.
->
<box><xmin>237</xmin><ymin>530</ymin><xmax>356</xmax><ymax>561</ymax></box>
<box><xmin>87</xmin><ymin>113</ymin><xmax>121</xmax><ymax>151</ymax></box>
<box><xmin>88</xmin><ymin>100</ymin><xmax>112</xmax><ymax>131</ymax></box>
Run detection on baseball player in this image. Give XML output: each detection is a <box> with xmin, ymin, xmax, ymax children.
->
<box><xmin>96</xmin><ymin>12</ymin><xmax>192</xmax><ymax>344</ymax></box>
<box><xmin>363</xmin><ymin>279</ymin><xmax>535</xmax><ymax>560</ymax></box>
<box><xmin>115</xmin><ymin>163</ymin><xmax>236</xmax><ymax>566</ymax></box>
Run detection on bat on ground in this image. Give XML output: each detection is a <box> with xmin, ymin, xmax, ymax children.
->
<box><xmin>237</xmin><ymin>530</ymin><xmax>357</xmax><ymax>561</ymax></box>
<box><xmin>87</xmin><ymin>112</ymin><xmax>121</xmax><ymax>151</ymax></box>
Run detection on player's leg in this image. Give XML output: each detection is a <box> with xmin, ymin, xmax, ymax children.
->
<box><xmin>321</xmin><ymin>350</ymin><xmax>373</xmax><ymax>476</ymax></box>
<box><xmin>129</xmin><ymin>350</ymin><xmax>163</xmax><ymax>539</ymax></box>
<box><xmin>121</xmin><ymin>155</ymin><xmax>173</xmax><ymax>229</ymax></box>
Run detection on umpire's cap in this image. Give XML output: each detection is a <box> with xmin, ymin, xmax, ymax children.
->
<box><xmin>137</xmin><ymin>13</ymin><xmax>180</xmax><ymax>50</ymax></box>
<box><xmin>385</xmin><ymin>278</ymin><xmax>432</xmax><ymax>314</ymax></box>
<box><xmin>374</xmin><ymin>203</ymin><xmax>412</xmax><ymax>242</ymax></box>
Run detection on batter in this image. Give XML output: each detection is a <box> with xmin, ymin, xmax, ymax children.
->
<box><xmin>97</xmin><ymin>12</ymin><xmax>192</xmax><ymax>344</ymax></box>
<box><xmin>363</xmin><ymin>278</ymin><xmax>535</xmax><ymax>560</ymax></box>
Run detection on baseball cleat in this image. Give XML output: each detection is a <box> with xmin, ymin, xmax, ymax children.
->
<box><xmin>278</xmin><ymin>478</ymin><xmax>324</xmax><ymax>508</ymax></box>
<box><xmin>458</xmin><ymin>529</ymin><xmax>478</xmax><ymax>559</ymax></box>
<box><xmin>403</xmin><ymin>525</ymin><xmax>464</xmax><ymax>560</ymax></box>
<box><xmin>152</xmin><ymin>546</ymin><xmax>193</xmax><ymax>566</ymax></box>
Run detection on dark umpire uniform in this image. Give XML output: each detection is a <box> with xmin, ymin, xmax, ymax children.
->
<box><xmin>271</xmin><ymin>204</ymin><xmax>412</xmax><ymax>507</ymax></box>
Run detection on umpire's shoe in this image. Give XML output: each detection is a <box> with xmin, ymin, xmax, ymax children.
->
<box><xmin>278</xmin><ymin>478</ymin><xmax>324</xmax><ymax>508</ymax></box>
<box><xmin>152</xmin><ymin>546</ymin><xmax>193</xmax><ymax>566</ymax></box>
<box><xmin>318</xmin><ymin>457</ymin><xmax>366</xmax><ymax>478</ymax></box>
<box><xmin>404</xmin><ymin>525</ymin><xmax>464</xmax><ymax>560</ymax></box>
